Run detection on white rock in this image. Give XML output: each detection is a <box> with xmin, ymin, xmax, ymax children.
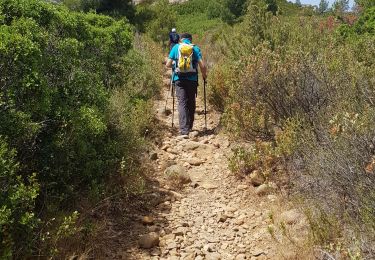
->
<box><xmin>237</xmin><ymin>184</ymin><xmax>248</xmax><ymax>190</ymax></box>
<box><xmin>279</xmin><ymin>209</ymin><xmax>301</xmax><ymax>225</ymax></box>
<box><xmin>225</xmin><ymin>206</ymin><xmax>237</xmax><ymax>213</ymax></box>
<box><xmin>201</xmin><ymin>183</ymin><xmax>218</xmax><ymax>189</ymax></box>
<box><xmin>206</xmin><ymin>252</ymin><xmax>221</xmax><ymax>260</ymax></box>
<box><xmin>235</xmin><ymin>253</ymin><xmax>246</xmax><ymax>260</ymax></box>
<box><xmin>203</xmin><ymin>244</ymin><xmax>213</xmax><ymax>252</ymax></box>
<box><xmin>251</xmin><ymin>248</ymin><xmax>266</xmax><ymax>256</ymax></box>
<box><xmin>186</xmin><ymin>157</ymin><xmax>204</xmax><ymax>166</ymax></box>
<box><xmin>267</xmin><ymin>195</ymin><xmax>277</xmax><ymax>202</ymax></box>
<box><xmin>234</xmin><ymin>218</ymin><xmax>245</xmax><ymax>225</ymax></box>
<box><xmin>255</xmin><ymin>184</ymin><xmax>273</xmax><ymax>196</ymax></box>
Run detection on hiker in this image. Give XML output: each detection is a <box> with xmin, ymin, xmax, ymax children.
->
<box><xmin>166</xmin><ymin>33</ymin><xmax>207</xmax><ymax>136</ymax></box>
<box><xmin>169</xmin><ymin>28</ymin><xmax>180</xmax><ymax>50</ymax></box>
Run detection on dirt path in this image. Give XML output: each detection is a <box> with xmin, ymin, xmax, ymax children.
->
<box><xmin>116</xmin><ymin>69</ymin><xmax>304</xmax><ymax>260</ymax></box>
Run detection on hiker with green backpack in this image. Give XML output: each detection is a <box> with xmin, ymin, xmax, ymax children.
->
<box><xmin>166</xmin><ymin>33</ymin><xmax>207</xmax><ymax>136</ymax></box>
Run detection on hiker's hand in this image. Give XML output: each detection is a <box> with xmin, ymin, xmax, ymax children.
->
<box><xmin>166</xmin><ymin>58</ymin><xmax>173</xmax><ymax>68</ymax></box>
<box><xmin>202</xmin><ymin>71</ymin><xmax>207</xmax><ymax>81</ymax></box>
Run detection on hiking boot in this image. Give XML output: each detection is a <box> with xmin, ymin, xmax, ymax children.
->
<box><xmin>178</xmin><ymin>133</ymin><xmax>189</xmax><ymax>139</ymax></box>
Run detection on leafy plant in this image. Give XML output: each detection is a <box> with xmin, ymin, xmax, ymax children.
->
<box><xmin>0</xmin><ymin>0</ymin><xmax>163</xmax><ymax>257</ymax></box>
<box><xmin>0</xmin><ymin>137</ymin><xmax>39</xmax><ymax>259</ymax></box>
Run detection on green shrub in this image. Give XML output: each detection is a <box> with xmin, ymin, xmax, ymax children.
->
<box><xmin>176</xmin><ymin>13</ymin><xmax>224</xmax><ymax>36</ymax></box>
<box><xmin>206</xmin><ymin>0</ymin><xmax>375</xmax><ymax>256</ymax></box>
<box><xmin>63</xmin><ymin>0</ymin><xmax>136</xmax><ymax>21</ymax></box>
<box><xmin>0</xmin><ymin>0</ymin><xmax>162</xmax><ymax>256</ymax></box>
<box><xmin>356</xmin><ymin>0</ymin><xmax>375</xmax><ymax>9</ymax></box>
<box><xmin>0</xmin><ymin>137</ymin><xmax>39</xmax><ymax>259</ymax></box>
<box><xmin>173</xmin><ymin>0</ymin><xmax>214</xmax><ymax>15</ymax></box>
<box><xmin>229</xmin><ymin>141</ymin><xmax>279</xmax><ymax>178</ymax></box>
<box><xmin>353</xmin><ymin>6</ymin><xmax>375</xmax><ymax>34</ymax></box>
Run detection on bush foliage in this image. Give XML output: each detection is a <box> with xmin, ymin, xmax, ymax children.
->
<box><xmin>206</xmin><ymin>0</ymin><xmax>375</xmax><ymax>257</ymax></box>
<box><xmin>0</xmin><ymin>0</ymin><xmax>162</xmax><ymax>257</ymax></box>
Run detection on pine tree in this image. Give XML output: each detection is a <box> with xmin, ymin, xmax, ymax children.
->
<box><xmin>318</xmin><ymin>0</ymin><xmax>329</xmax><ymax>13</ymax></box>
<box><xmin>333</xmin><ymin>0</ymin><xmax>350</xmax><ymax>13</ymax></box>
<box><xmin>295</xmin><ymin>0</ymin><xmax>302</xmax><ymax>7</ymax></box>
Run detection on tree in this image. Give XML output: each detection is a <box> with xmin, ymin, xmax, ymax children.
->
<box><xmin>333</xmin><ymin>0</ymin><xmax>350</xmax><ymax>13</ymax></box>
<box><xmin>265</xmin><ymin>0</ymin><xmax>279</xmax><ymax>15</ymax></box>
<box><xmin>295</xmin><ymin>0</ymin><xmax>302</xmax><ymax>7</ymax></box>
<box><xmin>226</xmin><ymin>0</ymin><xmax>248</xmax><ymax>17</ymax></box>
<box><xmin>62</xmin><ymin>0</ymin><xmax>82</xmax><ymax>11</ymax></box>
<box><xmin>147</xmin><ymin>0</ymin><xmax>177</xmax><ymax>45</ymax></box>
<box><xmin>243</xmin><ymin>0</ymin><xmax>273</xmax><ymax>41</ymax></box>
<box><xmin>207</xmin><ymin>0</ymin><xmax>248</xmax><ymax>24</ymax></box>
<box><xmin>318</xmin><ymin>0</ymin><xmax>329</xmax><ymax>13</ymax></box>
<box><xmin>95</xmin><ymin>0</ymin><xmax>136</xmax><ymax>20</ymax></box>
<box><xmin>64</xmin><ymin>0</ymin><xmax>136</xmax><ymax>21</ymax></box>
<box><xmin>207</xmin><ymin>0</ymin><xmax>234</xmax><ymax>22</ymax></box>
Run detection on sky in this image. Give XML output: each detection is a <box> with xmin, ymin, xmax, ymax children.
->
<box><xmin>290</xmin><ymin>0</ymin><xmax>355</xmax><ymax>8</ymax></box>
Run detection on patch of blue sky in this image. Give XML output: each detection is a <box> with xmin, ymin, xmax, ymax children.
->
<box><xmin>289</xmin><ymin>0</ymin><xmax>355</xmax><ymax>8</ymax></box>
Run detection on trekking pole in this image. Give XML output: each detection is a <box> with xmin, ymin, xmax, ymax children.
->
<box><xmin>203</xmin><ymin>79</ymin><xmax>207</xmax><ymax>132</ymax></box>
<box><xmin>172</xmin><ymin>81</ymin><xmax>175</xmax><ymax>127</ymax></box>
<box><xmin>163</xmin><ymin>84</ymin><xmax>170</xmax><ymax>114</ymax></box>
<box><xmin>163</xmin><ymin>70</ymin><xmax>174</xmax><ymax>114</ymax></box>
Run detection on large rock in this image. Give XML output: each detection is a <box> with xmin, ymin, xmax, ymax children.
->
<box><xmin>183</xmin><ymin>141</ymin><xmax>201</xmax><ymax>151</ymax></box>
<box><xmin>249</xmin><ymin>170</ymin><xmax>265</xmax><ymax>186</ymax></box>
<box><xmin>139</xmin><ymin>232</ymin><xmax>160</xmax><ymax>249</ymax></box>
<box><xmin>186</xmin><ymin>157</ymin><xmax>204</xmax><ymax>166</ymax></box>
<box><xmin>164</xmin><ymin>165</ymin><xmax>191</xmax><ymax>184</ymax></box>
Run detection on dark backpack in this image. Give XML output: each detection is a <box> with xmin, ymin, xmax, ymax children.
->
<box><xmin>170</xmin><ymin>32</ymin><xmax>179</xmax><ymax>44</ymax></box>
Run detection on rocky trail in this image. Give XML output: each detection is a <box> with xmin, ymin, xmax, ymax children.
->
<box><xmin>110</xmin><ymin>68</ymin><xmax>306</xmax><ymax>260</ymax></box>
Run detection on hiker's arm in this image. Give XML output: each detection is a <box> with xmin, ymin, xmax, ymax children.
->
<box><xmin>166</xmin><ymin>58</ymin><xmax>173</xmax><ymax>68</ymax></box>
<box><xmin>198</xmin><ymin>60</ymin><xmax>207</xmax><ymax>80</ymax></box>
